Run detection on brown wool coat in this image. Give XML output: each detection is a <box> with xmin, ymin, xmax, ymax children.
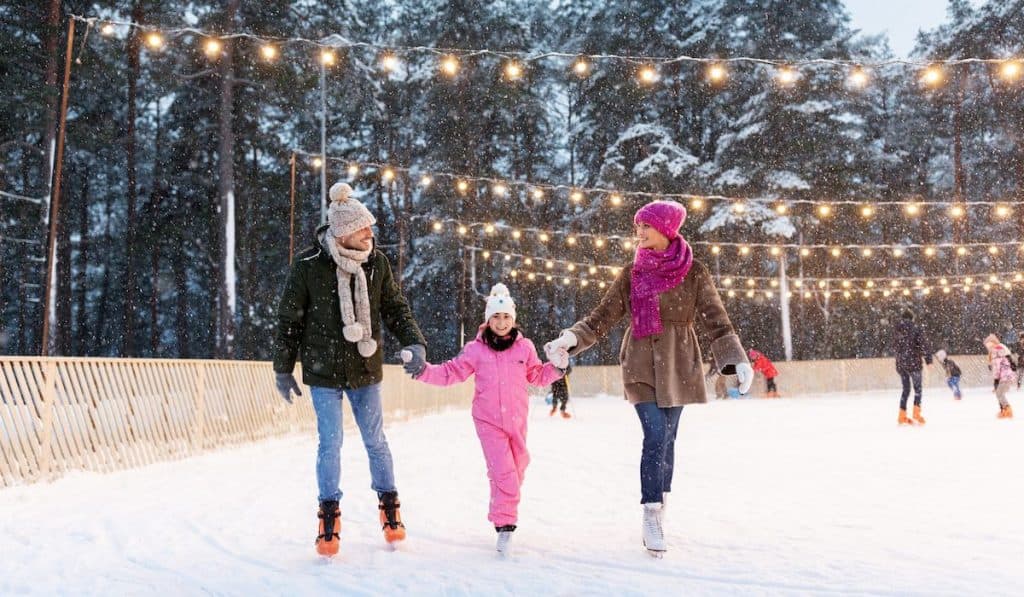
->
<box><xmin>566</xmin><ymin>259</ymin><xmax>747</xmax><ymax>407</ymax></box>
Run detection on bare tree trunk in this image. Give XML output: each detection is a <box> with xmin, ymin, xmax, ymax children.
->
<box><xmin>42</xmin><ymin>0</ymin><xmax>61</xmax><ymax>193</ymax></box>
<box><xmin>74</xmin><ymin>169</ymin><xmax>90</xmax><ymax>354</ymax></box>
<box><xmin>56</xmin><ymin>183</ymin><xmax>72</xmax><ymax>354</ymax></box>
<box><xmin>173</xmin><ymin>238</ymin><xmax>190</xmax><ymax>358</ymax></box>
<box><xmin>952</xmin><ymin>68</ymin><xmax>968</xmax><ymax>245</ymax></box>
<box><xmin>149</xmin><ymin>100</ymin><xmax>164</xmax><ymax>355</ymax></box>
<box><xmin>95</xmin><ymin>199</ymin><xmax>114</xmax><ymax>353</ymax></box>
<box><xmin>121</xmin><ymin>3</ymin><xmax>143</xmax><ymax>356</ymax></box>
<box><xmin>216</xmin><ymin>0</ymin><xmax>240</xmax><ymax>358</ymax></box>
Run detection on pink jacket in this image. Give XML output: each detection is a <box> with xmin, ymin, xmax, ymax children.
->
<box><xmin>416</xmin><ymin>328</ymin><xmax>564</xmax><ymax>427</ymax></box>
<box><xmin>990</xmin><ymin>344</ymin><xmax>1017</xmax><ymax>383</ymax></box>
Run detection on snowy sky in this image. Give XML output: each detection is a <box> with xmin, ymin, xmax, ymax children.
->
<box><xmin>844</xmin><ymin>0</ymin><xmax>983</xmax><ymax>57</ymax></box>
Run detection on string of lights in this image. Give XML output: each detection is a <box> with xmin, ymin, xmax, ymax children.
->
<box><xmin>496</xmin><ymin>262</ymin><xmax>1018</xmax><ymax>299</ymax></box>
<box><xmin>306</xmin><ymin>154</ymin><xmax>1024</xmax><ymax>213</ymax></box>
<box><xmin>75</xmin><ymin>14</ymin><xmax>1024</xmax><ymax>87</ymax></box>
<box><xmin>464</xmin><ymin>245</ymin><xmax>1024</xmax><ymax>287</ymax></box>
<box><xmin>423</xmin><ymin>217</ymin><xmax>1024</xmax><ymax>259</ymax></box>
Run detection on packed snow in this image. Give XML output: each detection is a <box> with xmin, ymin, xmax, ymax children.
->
<box><xmin>1</xmin><ymin>388</ymin><xmax>1021</xmax><ymax>596</ymax></box>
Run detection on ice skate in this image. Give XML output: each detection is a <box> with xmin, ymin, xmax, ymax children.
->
<box><xmin>495</xmin><ymin>524</ymin><xmax>516</xmax><ymax>554</ymax></box>
<box><xmin>316</xmin><ymin>500</ymin><xmax>341</xmax><ymax>557</ymax></box>
<box><xmin>912</xmin><ymin>405</ymin><xmax>926</xmax><ymax>424</ymax></box>
<box><xmin>898</xmin><ymin>409</ymin><xmax>914</xmax><ymax>425</ymax></box>
<box><xmin>378</xmin><ymin>491</ymin><xmax>406</xmax><ymax>544</ymax></box>
<box><xmin>642</xmin><ymin>503</ymin><xmax>666</xmax><ymax>556</ymax></box>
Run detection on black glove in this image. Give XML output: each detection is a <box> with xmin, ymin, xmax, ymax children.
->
<box><xmin>994</xmin><ymin>379</ymin><xmax>1000</xmax><ymax>392</ymax></box>
<box><xmin>275</xmin><ymin>372</ymin><xmax>302</xmax><ymax>404</ymax></box>
<box><xmin>400</xmin><ymin>344</ymin><xmax>427</xmax><ymax>378</ymax></box>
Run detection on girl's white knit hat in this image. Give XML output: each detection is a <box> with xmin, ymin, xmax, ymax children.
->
<box><xmin>484</xmin><ymin>283</ymin><xmax>516</xmax><ymax>321</ymax></box>
<box><xmin>327</xmin><ymin>182</ymin><xmax>376</xmax><ymax>238</ymax></box>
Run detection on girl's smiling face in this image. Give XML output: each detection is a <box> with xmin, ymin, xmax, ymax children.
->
<box><xmin>634</xmin><ymin>221</ymin><xmax>670</xmax><ymax>251</ymax></box>
<box><xmin>488</xmin><ymin>312</ymin><xmax>515</xmax><ymax>337</ymax></box>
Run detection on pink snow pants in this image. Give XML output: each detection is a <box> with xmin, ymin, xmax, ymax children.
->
<box><xmin>474</xmin><ymin>417</ymin><xmax>530</xmax><ymax>527</ymax></box>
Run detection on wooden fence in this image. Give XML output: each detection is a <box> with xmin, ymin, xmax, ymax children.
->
<box><xmin>0</xmin><ymin>357</ymin><xmax>471</xmax><ymax>488</ymax></box>
<box><xmin>1</xmin><ymin>354</ymin><xmax>994</xmax><ymax>487</ymax></box>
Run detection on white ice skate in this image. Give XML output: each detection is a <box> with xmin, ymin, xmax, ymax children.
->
<box><xmin>642</xmin><ymin>503</ymin><xmax>666</xmax><ymax>557</ymax></box>
<box><xmin>495</xmin><ymin>525</ymin><xmax>516</xmax><ymax>555</ymax></box>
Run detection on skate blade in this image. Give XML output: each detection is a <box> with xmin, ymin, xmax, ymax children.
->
<box><xmin>646</xmin><ymin>549</ymin><xmax>665</xmax><ymax>559</ymax></box>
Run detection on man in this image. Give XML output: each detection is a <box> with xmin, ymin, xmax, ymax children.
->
<box><xmin>892</xmin><ymin>310</ymin><xmax>931</xmax><ymax>425</ymax></box>
<box><xmin>273</xmin><ymin>182</ymin><xmax>426</xmax><ymax>557</ymax></box>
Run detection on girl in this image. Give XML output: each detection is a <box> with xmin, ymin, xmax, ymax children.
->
<box><xmin>984</xmin><ymin>334</ymin><xmax>1016</xmax><ymax>419</ymax></box>
<box><xmin>402</xmin><ymin>283</ymin><xmax>564</xmax><ymax>553</ymax></box>
<box><xmin>544</xmin><ymin>199</ymin><xmax>752</xmax><ymax>556</ymax></box>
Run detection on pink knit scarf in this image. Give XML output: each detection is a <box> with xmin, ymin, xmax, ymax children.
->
<box><xmin>630</xmin><ymin>237</ymin><xmax>693</xmax><ymax>338</ymax></box>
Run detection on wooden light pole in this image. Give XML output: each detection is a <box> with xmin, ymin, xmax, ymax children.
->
<box><xmin>41</xmin><ymin>17</ymin><xmax>75</xmax><ymax>356</ymax></box>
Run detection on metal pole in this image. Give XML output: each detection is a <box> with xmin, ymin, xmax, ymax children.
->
<box><xmin>41</xmin><ymin>17</ymin><xmax>75</xmax><ymax>356</ymax></box>
<box><xmin>289</xmin><ymin>152</ymin><xmax>296</xmax><ymax>264</ymax></box>
<box><xmin>779</xmin><ymin>255</ymin><xmax>793</xmax><ymax>361</ymax></box>
<box><xmin>319</xmin><ymin>62</ymin><xmax>327</xmax><ymax>224</ymax></box>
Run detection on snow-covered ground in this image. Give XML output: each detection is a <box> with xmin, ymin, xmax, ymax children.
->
<box><xmin>2</xmin><ymin>388</ymin><xmax>1022</xmax><ymax>596</ymax></box>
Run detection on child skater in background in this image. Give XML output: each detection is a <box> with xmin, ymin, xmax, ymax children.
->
<box><xmin>983</xmin><ymin>334</ymin><xmax>1016</xmax><ymax>419</ymax></box>
<box><xmin>933</xmin><ymin>350</ymin><xmax>963</xmax><ymax>400</ymax></box>
<box><xmin>549</xmin><ymin>363</ymin><xmax>572</xmax><ymax>418</ymax></box>
<box><xmin>401</xmin><ymin>283</ymin><xmax>565</xmax><ymax>553</ymax></box>
<box><xmin>747</xmin><ymin>349</ymin><xmax>780</xmax><ymax>398</ymax></box>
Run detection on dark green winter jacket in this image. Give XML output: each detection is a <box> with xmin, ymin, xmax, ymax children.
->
<box><xmin>273</xmin><ymin>226</ymin><xmax>425</xmax><ymax>389</ymax></box>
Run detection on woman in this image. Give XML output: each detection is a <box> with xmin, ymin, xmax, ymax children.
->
<box><xmin>544</xmin><ymin>199</ymin><xmax>752</xmax><ymax>556</ymax></box>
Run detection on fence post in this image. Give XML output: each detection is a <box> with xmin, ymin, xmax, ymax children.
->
<box><xmin>39</xmin><ymin>360</ymin><xmax>56</xmax><ymax>480</ymax></box>
<box><xmin>192</xmin><ymin>362</ymin><xmax>206</xmax><ymax>453</ymax></box>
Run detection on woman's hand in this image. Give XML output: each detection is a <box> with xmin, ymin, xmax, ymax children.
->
<box><xmin>544</xmin><ymin>331</ymin><xmax>577</xmax><ymax>365</ymax></box>
<box><xmin>735</xmin><ymin>363</ymin><xmax>755</xmax><ymax>394</ymax></box>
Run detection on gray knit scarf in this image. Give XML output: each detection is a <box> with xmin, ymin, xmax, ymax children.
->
<box><xmin>325</xmin><ymin>237</ymin><xmax>377</xmax><ymax>358</ymax></box>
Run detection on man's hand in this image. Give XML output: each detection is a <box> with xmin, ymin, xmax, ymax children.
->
<box><xmin>275</xmin><ymin>373</ymin><xmax>302</xmax><ymax>404</ymax></box>
<box><xmin>400</xmin><ymin>344</ymin><xmax>426</xmax><ymax>378</ymax></box>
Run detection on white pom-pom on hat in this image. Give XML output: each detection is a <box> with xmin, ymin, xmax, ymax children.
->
<box><xmin>484</xmin><ymin>283</ymin><xmax>516</xmax><ymax>322</ymax></box>
<box><xmin>490</xmin><ymin>283</ymin><xmax>511</xmax><ymax>298</ymax></box>
<box><xmin>329</xmin><ymin>182</ymin><xmax>353</xmax><ymax>203</ymax></box>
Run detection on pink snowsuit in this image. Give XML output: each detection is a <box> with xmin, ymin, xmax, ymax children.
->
<box><xmin>416</xmin><ymin>327</ymin><xmax>563</xmax><ymax>526</ymax></box>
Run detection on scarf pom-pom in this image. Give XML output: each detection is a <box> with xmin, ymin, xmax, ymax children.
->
<box><xmin>343</xmin><ymin>323</ymin><xmax>364</xmax><ymax>342</ymax></box>
<box><xmin>357</xmin><ymin>339</ymin><xmax>378</xmax><ymax>358</ymax></box>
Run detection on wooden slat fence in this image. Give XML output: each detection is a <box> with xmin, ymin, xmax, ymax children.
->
<box><xmin>0</xmin><ymin>357</ymin><xmax>471</xmax><ymax>487</ymax></box>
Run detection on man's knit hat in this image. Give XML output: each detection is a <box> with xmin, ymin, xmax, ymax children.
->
<box><xmin>484</xmin><ymin>283</ymin><xmax>516</xmax><ymax>322</ymax></box>
<box><xmin>327</xmin><ymin>183</ymin><xmax>376</xmax><ymax>238</ymax></box>
<box><xmin>634</xmin><ymin>200</ymin><xmax>686</xmax><ymax>240</ymax></box>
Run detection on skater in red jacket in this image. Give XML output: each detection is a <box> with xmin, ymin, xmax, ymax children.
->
<box><xmin>747</xmin><ymin>349</ymin><xmax>780</xmax><ymax>398</ymax></box>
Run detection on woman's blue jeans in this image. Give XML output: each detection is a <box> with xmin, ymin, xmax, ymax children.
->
<box><xmin>634</xmin><ymin>401</ymin><xmax>683</xmax><ymax>505</ymax></box>
<box><xmin>310</xmin><ymin>384</ymin><xmax>396</xmax><ymax>502</ymax></box>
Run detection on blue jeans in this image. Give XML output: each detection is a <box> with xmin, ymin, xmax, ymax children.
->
<box><xmin>946</xmin><ymin>376</ymin><xmax>962</xmax><ymax>399</ymax></box>
<box><xmin>310</xmin><ymin>384</ymin><xmax>396</xmax><ymax>502</ymax></box>
<box><xmin>634</xmin><ymin>402</ymin><xmax>683</xmax><ymax>504</ymax></box>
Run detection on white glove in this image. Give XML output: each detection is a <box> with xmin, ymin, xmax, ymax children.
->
<box><xmin>544</xmin><ymin>331</ymin><xmax>578</xmax><ymax>361</ymax></box>
<box><xmin>548</xmin><ymin>347</ymin><xmax>570</xmax><ymax>369</ymax></box>
<box><xmin>735</xmin><ymin>363</ymin><xmax>754</xmax><ymax>394</ymax></box>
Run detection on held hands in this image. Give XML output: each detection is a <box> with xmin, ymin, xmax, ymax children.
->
<box><xmin>544</xmin><ymin>331</ymin><xmax>577</xmax><ymax>369</ymax></box>
<box><xmin>400</xmin><ymin>344</ymin><xmax>426</xmax><ymax>378</ymax></box>
<box><xmin>735</xmin><ymin>362</ymin><xmax>755</xmax><ymax>394</ymax></box>
<box><xmin>275</xmin><ymin>372</ymin><xmax>302</xmax><ymax>404</ymax></box>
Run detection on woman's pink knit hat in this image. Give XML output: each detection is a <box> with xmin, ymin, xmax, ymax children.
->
<box><xmin>633</xmin><ymin>200</ymin><xmax>687</xmax><ymax>240</ymax></box>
